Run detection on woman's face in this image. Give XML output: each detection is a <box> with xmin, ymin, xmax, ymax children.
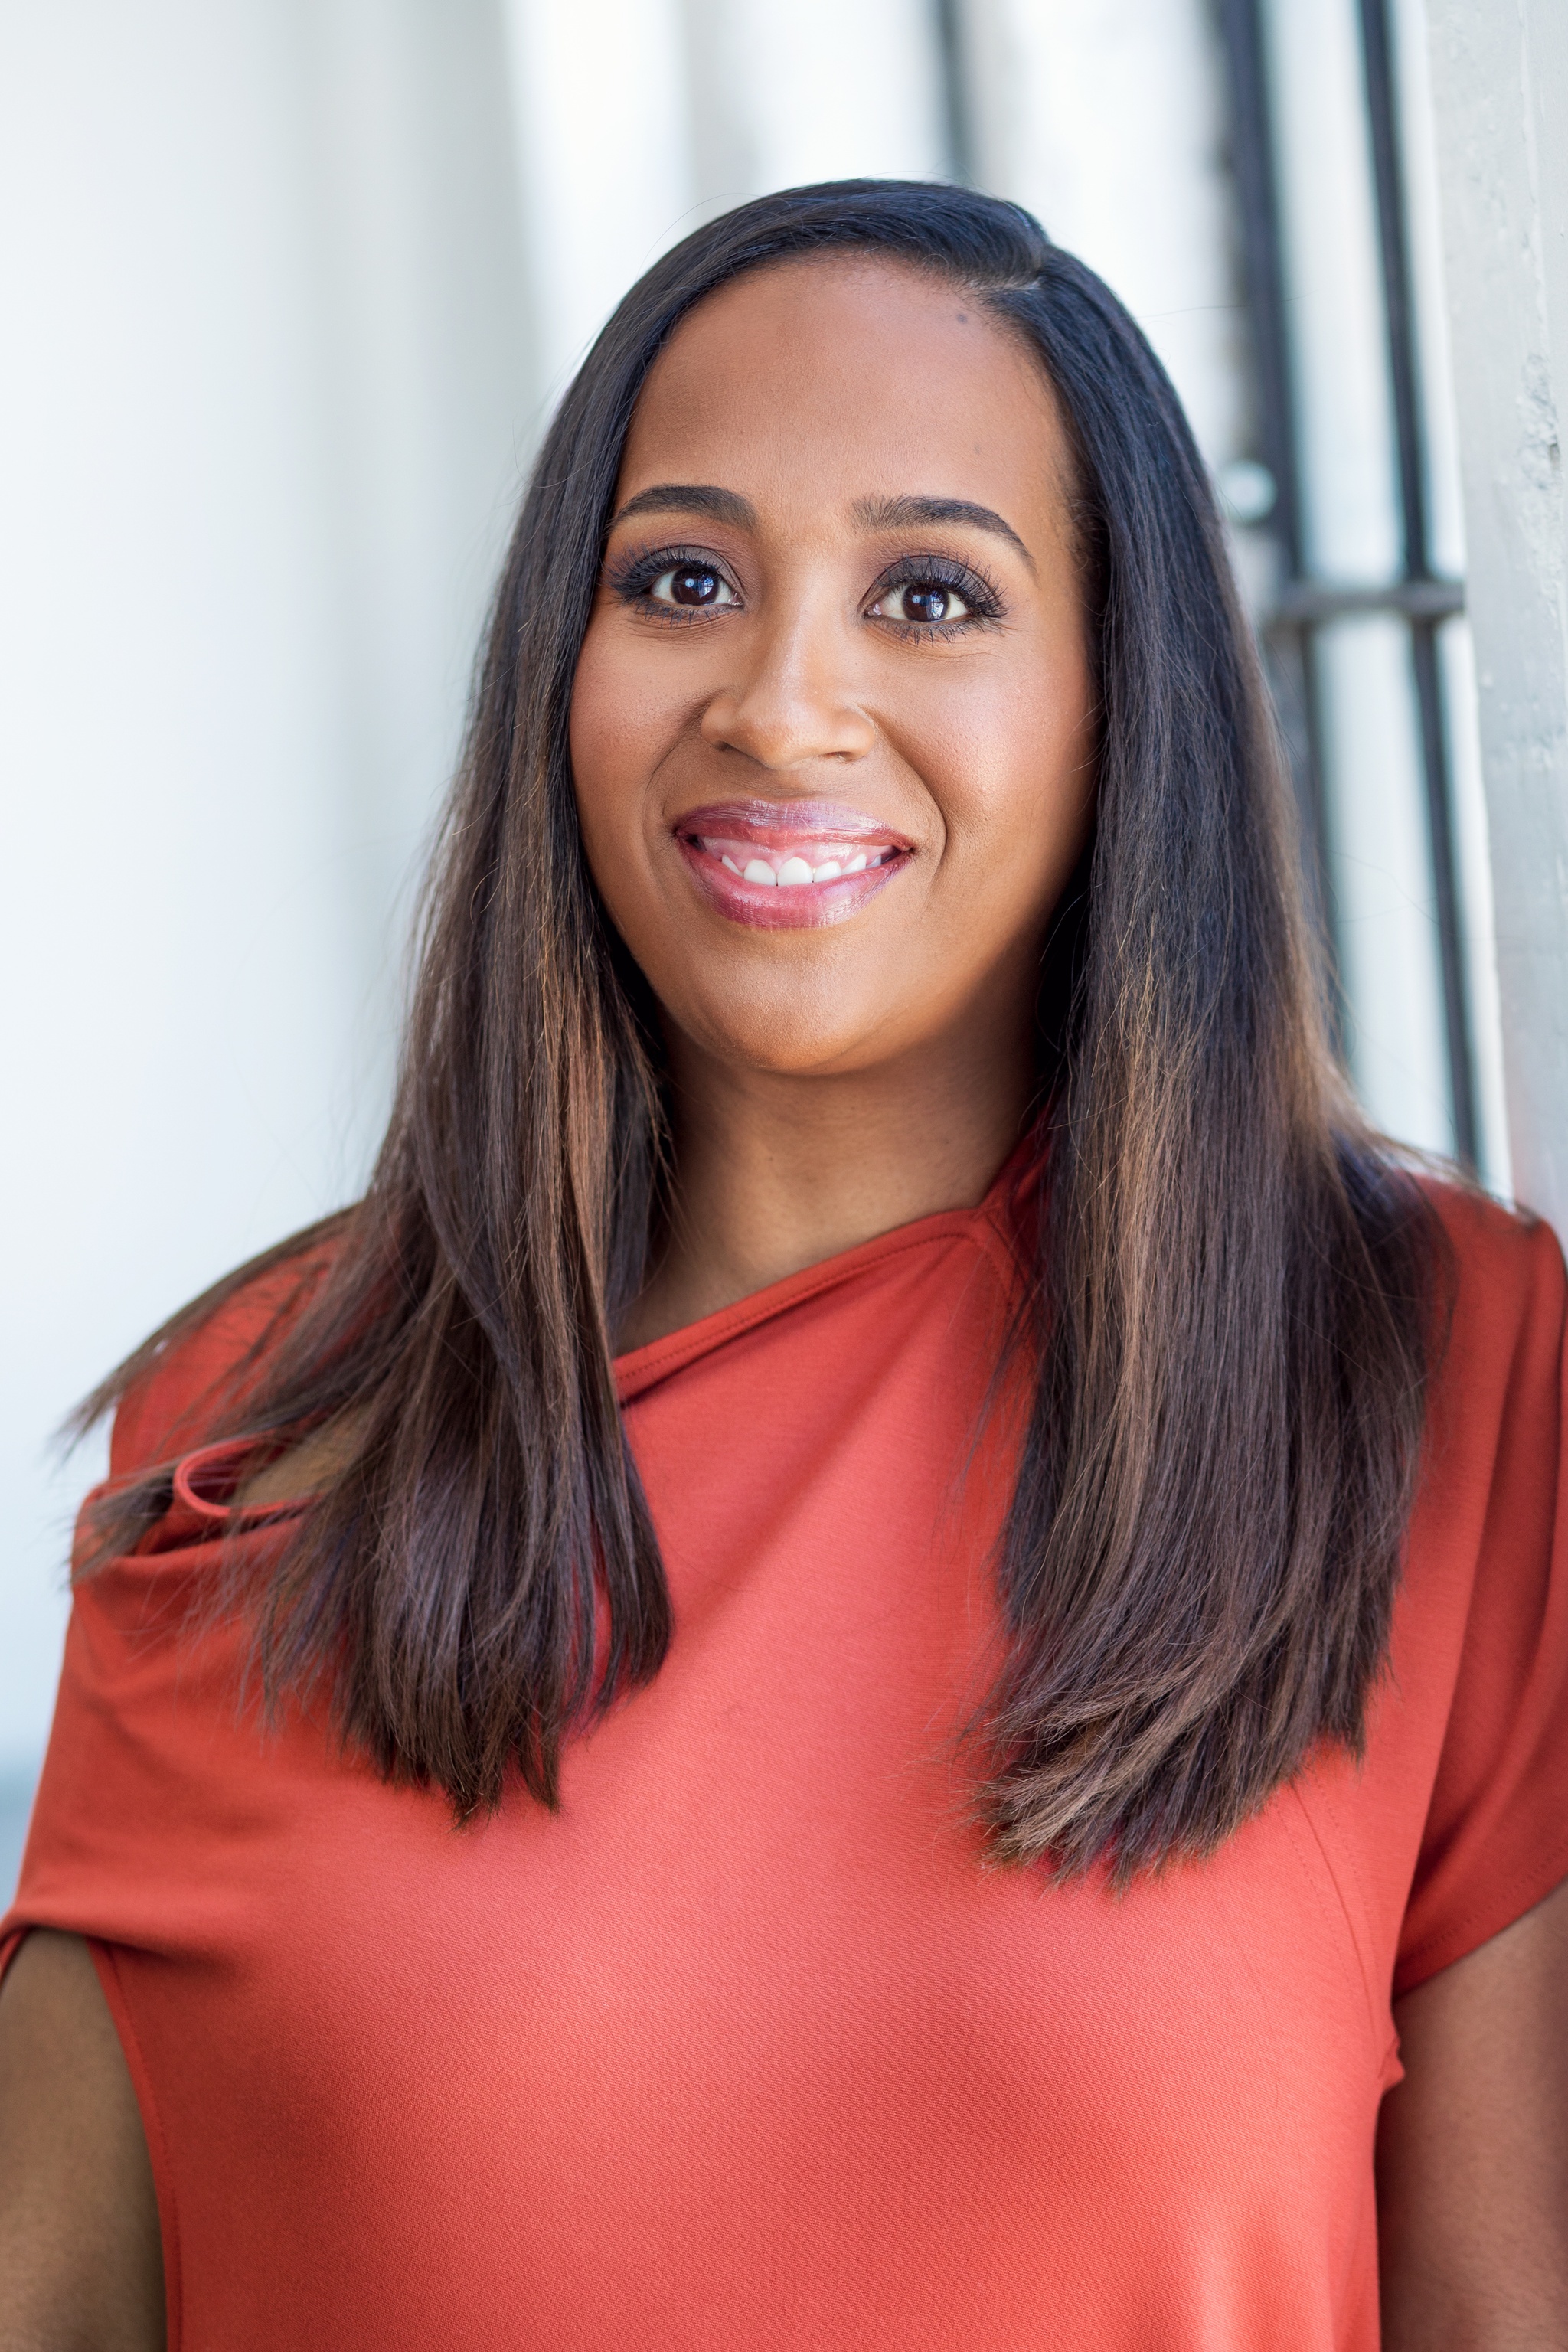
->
<box><xmin>570</xmin><ymin>258</ymin><xmax>1096</xmax><ymax>1083</ymax></box>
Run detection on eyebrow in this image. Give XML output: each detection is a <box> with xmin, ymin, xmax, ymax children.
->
<box><xmin>608</xmin><ymin>482</ymin><xmax>1035</xmax><ymax>572</ymax></box>
<box><xmin>610</xmin><ymin>483</ymin><xmax>758</xmax><ymax>531</ymax></box>
<box><xmin>851</xmin><ymin>493</ymin><xmax>1035</xmax><ymax>571</ymax></box>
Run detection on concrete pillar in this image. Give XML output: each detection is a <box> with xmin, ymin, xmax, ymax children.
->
<box><xmin>1424</xmin><ymin>0</ymin><xmax>1568</xmax><ymax>1230</ymax></box>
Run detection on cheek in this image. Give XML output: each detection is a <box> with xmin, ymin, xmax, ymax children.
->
<box><xmin>567</xmin><ymin>628</ymin><xmax>634</xmax><ymax>841</ymax></box>
<box><xmin>567</xmin><ymin>621</ymin><xmax>684</xmax><ymax>859</ymax></box>
<box><xmin>916</xmin><ymin>653</ymin><xmax>1096</xmax><ymax>906</ymax></box>
<box><xmin>568</xmin><ymin>626</ymin><xmax>700</xmax><ymax>978</ymax></box>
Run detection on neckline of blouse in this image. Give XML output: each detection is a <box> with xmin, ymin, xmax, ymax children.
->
<box><xmin>158</xmin><ymin>1138</ymin><xmax>1043</xmax><ymax>1528</ymax></box>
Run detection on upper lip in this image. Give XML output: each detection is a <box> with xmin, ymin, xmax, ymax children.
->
<box><xmin>672</xmin><ymin>798</ymin><xmax>914</xmax><ymax>851</ymax></box>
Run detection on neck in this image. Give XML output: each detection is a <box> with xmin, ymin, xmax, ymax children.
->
<box><xmin>618</xmin><ymin>1016</ymin><xmax>1035</xmax><ymax>1352</ymax></box>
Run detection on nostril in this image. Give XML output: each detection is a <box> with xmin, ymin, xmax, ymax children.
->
<box><xmin>700</xmin><ymin>682</ymin><xmax>876</xmax><ymax>770</ymax></box>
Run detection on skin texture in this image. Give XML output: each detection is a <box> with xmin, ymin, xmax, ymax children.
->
<box><xmin>2</xmin><ymin>258</ymin><xmax>1564</xmax><ymax>2345</ymax></box>
<box><xmin>0</xmin><ymin>1932</ymin><xmax>164</xmax><ymax>2350</ymax></box>
<box><xmin>1377</xmin><ymin>1875</ymin><xmax>1568</xmax><ymax>2349</ymax></box>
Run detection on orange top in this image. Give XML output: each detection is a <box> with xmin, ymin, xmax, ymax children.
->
<box><xmin>5</xmin><ymin>1173</ymin><xmax>1568</xmax><ymax>2351</ymax></box>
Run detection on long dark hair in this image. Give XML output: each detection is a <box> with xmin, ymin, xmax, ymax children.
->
<box><xmin>76</xmin><ymin>181</ymin><xmax>1442</xmax><ymax>1877</ymax></box>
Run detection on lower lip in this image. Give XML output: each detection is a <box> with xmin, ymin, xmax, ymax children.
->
<box><xmin>675</xmin><ymin>837</ymin><xmax>910</xmax><ymax>929</ymax></box>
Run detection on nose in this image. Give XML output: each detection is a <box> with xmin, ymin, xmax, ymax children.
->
<box><xmin>699</xmin><ymin>595</ymin><xmax>877</xmax><ymax>772</ymax></box>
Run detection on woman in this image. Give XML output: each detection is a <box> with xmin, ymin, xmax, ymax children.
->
<box><xmin>1</xmin><ymin>180</ymin><xmax>1565</xmax><ymax>2350</ymax></box>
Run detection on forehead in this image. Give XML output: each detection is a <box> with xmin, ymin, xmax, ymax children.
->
<box><xmin>616</xmin><ymin>258</ymin><xmax>1068</xmax><ymax>526</ymax></box>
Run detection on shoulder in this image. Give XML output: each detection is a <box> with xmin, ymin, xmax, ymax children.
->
<box><xmin>1408</xmin><ymin>1175</ymin><xmax>1565</xmax><ymax>1566</ymax></box>
<box><xmin>1381</xmin><ymin>1182</ymin><xmax>1568</xmax><ymax>1989</ymax></box>
<box><xmin>1420</xmin><ymin>1174</ymin><xmax>1566</xmax><ymax>1387</ymax></box>
<box><xmin>108</xmin><ymin>1236</ymin><xmax>341</xmax><ymax>1482</ymax></box>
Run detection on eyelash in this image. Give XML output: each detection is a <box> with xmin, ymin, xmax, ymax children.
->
<box><xmin>867</xmin><ymin>550</ymin><xmax>1004</xmax><ymax>639</ymax></box>
<box><xmin>605</xmin><ymin>542</ymin><xmax>1006</xmax><ymax>636</ymax></box>
<box><xmin>606</xmin><ymin>542</ymin><xmax>741</xmax><ymax>627</ymax></box>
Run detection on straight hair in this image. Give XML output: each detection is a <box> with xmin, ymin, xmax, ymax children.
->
<box><xmin>76</xmin><ymin>181</ymin><xmax>1442</xmax><ymax>1878</ymax></box>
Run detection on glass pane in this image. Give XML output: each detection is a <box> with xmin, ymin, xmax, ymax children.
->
<box><xmin>1316</xmin><ymin>614</ymin><xmax>1452</xmax><ymax>1152</ymax></box>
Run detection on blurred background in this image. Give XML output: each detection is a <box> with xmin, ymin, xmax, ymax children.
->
<box><xmin>3</xmin><ymin>0</ymin><xmax>1563</xmax><ymax>1890</ymax></box>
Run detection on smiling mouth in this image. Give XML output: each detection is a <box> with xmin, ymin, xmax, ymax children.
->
<box><xmin>673</xmin><ymin>799</ymin><xmax>913</xmax><ymax>927</ymax></box>
<box><xmin>695</xmin><ymin>835</ymin><xmax>897</xmax><ymax>884</ymax></box>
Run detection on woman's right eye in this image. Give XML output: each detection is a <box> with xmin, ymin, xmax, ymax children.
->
<box><xmin>645</xmin><ymin>561</ymin><xmax>737</xmax><ymax>611</ymax></box>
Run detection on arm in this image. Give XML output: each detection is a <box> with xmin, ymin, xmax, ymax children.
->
<box><xmin>1378</xmin><ymin>1873</ymin><xmax>1568</xmax><ymax>2350</ymax></box>
<box><xmin>0</xmin><ymin>1930</ymin><xmax>164</xmax><ymax>2352</ymax></box>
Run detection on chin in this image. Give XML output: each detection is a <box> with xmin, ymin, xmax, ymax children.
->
<box><xmin>687</xmin><ymin>998</ymin><xmax>893</xmax><ymax>1080</ymax></box>
<box><xmin>720</xmin><ymin>1032</ymin><xmax>879</xmax><ymax>1080</ymax></box>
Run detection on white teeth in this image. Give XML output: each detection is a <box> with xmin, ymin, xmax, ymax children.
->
<box><xmin>701</xmin><ymin>835</ymin><xmax>894</xmax><ymax>885</ymax></box>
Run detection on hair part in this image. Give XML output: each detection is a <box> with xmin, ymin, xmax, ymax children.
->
<box><xmin>75</xmin><ymin>180</ymin><xmax>1445</xmax><ymax>1873</ymax></box>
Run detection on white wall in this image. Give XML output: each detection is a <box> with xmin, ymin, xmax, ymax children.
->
<box><xmin>1424</xmin><ymin>0</ymin><xmax>1568</xmax><ymax>1236</ymax></box>
<box><xmin>0</xmin><ymin>0</ymin><xmax>531</xmax><ymax>1782</ymax></box>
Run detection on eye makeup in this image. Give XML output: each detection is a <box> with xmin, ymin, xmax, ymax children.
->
<box><xmin>606</xmin><ymin>537</ymin><xmax>1008</xmax><ymax>639</ymax></box>
<box><xmin>864</xmin><ymin>549</ymin><xmax>1004</xmax><ymax>639</ymax></box>
<box><xmin>606</xmin><ymin>542</ymin><xmax>743</xmax><ymax>624</ymax></box>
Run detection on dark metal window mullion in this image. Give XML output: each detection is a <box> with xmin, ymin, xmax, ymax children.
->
<box><xmin>1217</xmin><ymin>0</ymin><xmax>1336</xmax><ymax>972</ymax></box>
<box><xmin>1357</xmin><ymin>0</ymin><xmax>1478</xmax><ymax>1168</ymax></box>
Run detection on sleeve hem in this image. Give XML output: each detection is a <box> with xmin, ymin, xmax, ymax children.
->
<box><xmin>1393</xmin><ymin>1831</ymin><xmax>1568</xmax><ymax>1998</ymax></box>
<box><xmin>0</xmin><ymin>1924</ymin><xmax>28</xmax><ymax>1989</ymax></box>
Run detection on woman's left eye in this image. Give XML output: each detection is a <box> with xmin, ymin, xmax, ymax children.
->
<box><xmin>646</xmin><ymin>562</ymin><xmax>737</xmax><ymax>610</ymax></box>
<box><xmin>871</xmin><ymin>577</ymin><xmax>975</xmax><ymax>628</ymax></box>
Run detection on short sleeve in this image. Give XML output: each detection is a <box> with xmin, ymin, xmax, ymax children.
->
<box><xmin>0</xmin><ymin>1252</ymin><xmax>334</xmax><ymax>1987</ymax></box>
<box><xmin>1394</xmin><ymin>1210</ymin><xmax>1568</xmax><ymax>1994</ymax></box>
<box><xmin>0</xmin><ymin>1486</ymin><xmax>232</xmax><ymax>1984</ymax></box>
